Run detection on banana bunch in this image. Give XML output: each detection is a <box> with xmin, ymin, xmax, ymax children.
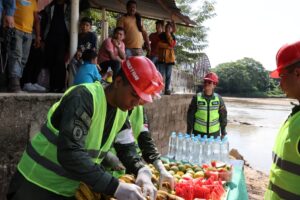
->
<box><xmin>75</xmin><ymin>182</ymin><xmax>101</xmax><ymax>200</ymax></box>
<box><xmin>156</xmin><ymin>190</ymin><xmax>184</xmax><ymax>200</ymax></box>
<box><xmin>118</xmin><ymin>174</ymin><xmax>135</xmax><ymax>183</ymax></box>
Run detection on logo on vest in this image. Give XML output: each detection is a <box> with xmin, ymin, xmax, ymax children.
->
<box><xmin>212</xmin><ymin>101</ymin><xmax>219</xmax><ymax>105</ymax></box>
<box><xmin>126</xmin><ymin>60</ymin><xmax>139</xmax><ymax>81</ymax></box>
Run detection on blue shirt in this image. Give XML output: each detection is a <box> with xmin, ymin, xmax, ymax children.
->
<box><xmin>73</xmin><ymin>62</ymin><xmax>102</xmax><ymax>85</ymax></box>
<box><xmin>0</xmin><ymin>0</ymin><xmax>16</xmax><ymax>22</ymax></box>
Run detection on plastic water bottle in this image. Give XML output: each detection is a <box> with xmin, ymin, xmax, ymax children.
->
<box><xmin>175</xmin><ymin>133</ymin><xmax>184</xmax><ymax>161</ymax></box>
<box><xmin>212</xmin><ymin>137</ymin><xmax>221</xmax><ymax>161</ymax></box>
<box><xmin>199</xmin><ymin>138</ymin><xmax>205</xmax><ymax>164</ymax></box>
<box><xmin>204</xmin><ymin>137</ymin><xmax>212</xmax><ymax>163</ymax></box>
<box><xmin>220</xmin><ymin>136</ymin><xmax>230</xmax><ymax>162</ymax></box>
<box><xmin>182</xmin><ymin>134</ymin><xmax>191</xmax><ymax>162</ymax></box>
<box><xmin>167</xmin><ymin>132</ymin><xmax>177</xmax><ymax>159</ymax></box>
<box><xmin>191</xmin><ymin>137</ymin><xmax>200</xmax><ymax>164</ymax></box>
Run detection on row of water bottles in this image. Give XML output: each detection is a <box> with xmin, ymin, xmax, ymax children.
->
<box><xmin>167</xmin><ymin>132</ymin><xmax>230</xmax><ymax>165</ymax></box>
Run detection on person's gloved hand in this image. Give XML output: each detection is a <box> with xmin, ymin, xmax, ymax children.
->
<box><xmin>114</xmin><ymin>182</ymin><xmax>145</xmax><ymax>200</ymax></box>
<box><xmin>135</xmin><ymin>166</ymin><xmax>157</xmax><ymax>200</ymax></box>
<box><xmin>104</xmin><ymin>151</ymin><xmax>125</xmax><ymax>171</ymax></box>
<box><xmin>153</xmin><ymin>160</ymin><xmax>175</xmax><ymax>190</ymax></box>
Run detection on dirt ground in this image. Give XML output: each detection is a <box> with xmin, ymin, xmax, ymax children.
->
<box><xmin>244</xmin><ymin>165</ymin><xmax>268</xmax><ymax>200</ymax></box>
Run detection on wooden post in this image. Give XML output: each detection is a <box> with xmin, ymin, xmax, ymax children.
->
<box><xmin>101</xmin><ymin>8</ymin><xmax>109</xmax><ymax>44</ymax></box>
<box><xmin>70</xmin><ymin>0</ymin><xmax>79</xmax><ymax>59</ymax></box>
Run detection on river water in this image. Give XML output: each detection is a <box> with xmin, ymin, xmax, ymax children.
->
<box><xmin>225</xmin><ymin>98</ymin><xmax>295</xmax><ymax>174</ymax></box>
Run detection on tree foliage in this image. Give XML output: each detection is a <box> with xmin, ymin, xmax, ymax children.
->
<box><xmin>213</xmin><ymin>58</ymin><xmax>270</xmax><ymax>94</ymax></box>
<box><xmin>175</xmin><ymin>0</ymin><xmax>216</xmax><ymax>64</ymax></box>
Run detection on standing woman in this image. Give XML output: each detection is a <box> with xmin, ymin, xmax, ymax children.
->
<box><xmin>157</xmin><ymin>22</ymin><xmax>176</xmax><ymax>95</ymax></box>
<box><xmin>40</xmin><ymin>0</ymin><xmax>71</xmax><ymax>93</ymax></box>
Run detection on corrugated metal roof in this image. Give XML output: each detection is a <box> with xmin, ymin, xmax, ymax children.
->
<box><xmin>38</xmin><ymin>0</ymin><xmax>196</xmax><ymax>26</ymax></box>
<box><xmin>86</xmin><ymin>0</ymin><xmax>196</xmax><ymax>26</ymax></box>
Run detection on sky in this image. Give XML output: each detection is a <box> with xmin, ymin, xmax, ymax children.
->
<box><xmin>193</xmin><ymin>0</ymin><xmax>300</xmax><ymax>70</ymax></box>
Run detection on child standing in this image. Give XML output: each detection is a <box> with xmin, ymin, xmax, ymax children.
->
<box><xmin>73</xmin><ymin>49</ymin><xmax>101</xmax><ymax>85</ymax></box>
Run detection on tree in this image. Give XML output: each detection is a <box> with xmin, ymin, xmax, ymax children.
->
<box><xmin>175</xmin><ymin>0</ymin><xmax>216</xmax><ymax>64</ymax></box>
<box><xmin>214</xmin><ymin>58</ymin><xmax>270</xmax><ymax>94</ymax></box>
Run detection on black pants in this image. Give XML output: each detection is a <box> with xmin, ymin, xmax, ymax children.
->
<box><xmin>7</xmin><ymin>170</ymin><xmax>76</xmax><ymax>200</ymax></box>
<box><xmin>21</xmin><ymin>43</ymin><xmax>43</xmax><ymax>85</ymax></box>
<box><xmin>44</xmin><ymin>37</ymin><xmax>68</xmax><ymax>92</ymax></box>
<box><xmin>99</xmin><ymin>60</ymin><xmax>121</xmax><ymax>80</ymax></box>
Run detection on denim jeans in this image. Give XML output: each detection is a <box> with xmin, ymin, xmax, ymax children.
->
<box><xmin>7</xmin><ymin>29</ymin><xmax>32</xmax><ymax>78</ymax></box>
<box><xmin>158</xmin><ymin>63</ymin><xmax>173</xmax><ymax>91</ymax></box>
<box><xmin>149</xmin><ymin>56</ymin><xmax>159</xmax><ymax>70</ymax></box>
<box><xmin>125</xmin><ymin>48</ymin><xmax>143</xmax><ymax>57</ymax></box>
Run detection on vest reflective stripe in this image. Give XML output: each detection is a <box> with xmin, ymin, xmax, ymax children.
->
<box><xmin>17</xmin><ymin>82</ymin><xmax>127</xmax><ymax>197</ymax></box>
<box><xmin>265</xmin><ymin>111</ymin><xmax>300</xmax><ymax>199</ymax></box>
<box><xmin>26</xmin><ymin>142</ymin><xmax>73</xmax><ymax>179</ymax></box>
<box><xmin>272</xmin><ymin>152</ymin><xmax>300</xmax><ymax>176</ymax></box>
<box><xmin>267</xmin><ymin>181</ymin><xmax>300</xmax><ymax>200</ymax></box>
<box><xmin>194</xmin><ymin>93</ymin><xmax>220</xmax><ymax>134</ymax></box>
<box><xmin>41</xmin><ymin>124</ymin><xmax>107</xmax><ymax>159</ymax></box>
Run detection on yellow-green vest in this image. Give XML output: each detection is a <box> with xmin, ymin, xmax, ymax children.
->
<box><xmin>264</xmin><ymin>111</ymin><xmax>300</xmax><ymax>200</ymax></box>
<box><xmin>108</xmin><ymin>106</ymin><xmax>144</xmax><ymax>178</ymax></box>
<box><xmin>194</xmin><ymin>93</ymin><xmax>220</xmax><ymax>134</ymax></box>
<box><xmin>17</xmin><ymin>82</ymin><xmax>127</xmax><ymax>197</ymax></box>
<box><xmin>130</xmin><ymin>106</ymin><xmax>144</xmax><ymax>141</ymax></box>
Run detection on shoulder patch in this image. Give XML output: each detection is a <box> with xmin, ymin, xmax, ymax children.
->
<box><xmin>73</xmin><ymin>120</ymin><xmax>88</xmax><ymax>140</ymax></box>
<box><xmin>73</xmin><ymin>126</ymin><xmax>84</xmax><ymax>141</ymax></box>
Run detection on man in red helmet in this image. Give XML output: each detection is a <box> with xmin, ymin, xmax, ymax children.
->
<box><xmin>265</xmin><ymin>41</ymin><xmax>300</xmax><ymax>200</ymax></box>
<box><xmin>7</xmin><ymin>56</ymin><xmax>163</xmax><ymax>200</ymax></box>
<box><xmin>187</xmin><ymin>72</ymin><xmax>227</xmax><ymax>138</ymax></box>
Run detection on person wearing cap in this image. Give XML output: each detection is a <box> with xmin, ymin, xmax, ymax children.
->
<box><xmin>6</xmin><ymin>56</ymin><xmax>163</xmax><ymax>200</ymax></box>
<box><xmin>186</xmin><ymin>72</ymin><xmax>227</xmax><ymax>139</ymax></box>
<box><xmin>265</xmin><ymin>41</ymin><xmax>300</xmax><ymax>200</ymax></box>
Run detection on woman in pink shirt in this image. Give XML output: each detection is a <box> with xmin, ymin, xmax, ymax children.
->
<box><xmin>98</xmin><ymin>27</ymin><xmax>126</xmax><ymax>79</ymax></box>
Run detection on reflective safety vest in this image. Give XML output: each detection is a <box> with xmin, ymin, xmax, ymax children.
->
<box><xmin>108</xmin><ymin>106</ymin><xmax>144</xmax><ymax>178</ymax></box>
<box><xmin>194</xmin><ymin>93</ymin><xmax>220</xmax><ymax>134</ymax></box>
<box><xmin>130</xmin><ymin>106</ymin><xmax>144</xmax><ymax>141</ymax></box>
<box><xmin>264</xmin><ymin>111</ymin><xmax>300</xmax><ymax>200</ymax></box>
<box><xmin>17</xmin><ymin>82</ymin><xmax>127</xmax><ymax>197</ymax></box>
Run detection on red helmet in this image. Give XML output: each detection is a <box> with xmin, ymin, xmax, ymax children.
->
<box><xmin>204</xmin><ymin>72</ymin><xmax>219</xmax><ymax>84</ymax></box>
<box><xmin>270</xmin><ymin>40</ymin><xmax>300</xmax><ymax>78</ymax></box>
<box><xmin>121</xmin><ymin>56</ymin><xmax>164</xmax><ymax>103</ymax></box>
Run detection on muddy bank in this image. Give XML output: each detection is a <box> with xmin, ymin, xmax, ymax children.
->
<box><xmin>244</xmin><ymin>165</ymin><xmax>268</xmax><ymax>200</ymax></box>
<box><xmin>230</xmin><ymin>149</ymin><xmax>268</xmax><ymax>200</ymax></box>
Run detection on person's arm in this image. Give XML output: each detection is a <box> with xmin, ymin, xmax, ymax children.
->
<box><xmin>3</xmin><ymin>0</ymin><xmax>15</xmax><ymax>28</ymax></box>
<box><xmin>218</xmin><ymin>95</ymin><xmax>228</xmax><ymax>138</ymax></box>
<box><xmin>104</xmin><ymin>39</ymin><xmax>122</xmax><ymax>62</ymax></box>
<box><xmin>141</xmin><ymin>21</ymin><xmax>150</xmax><ymax>52</ymax></box>
<box><xmin>55</xmin><ymin>86</ymin><xmax>119</xmax><ymax>196</ymax></box>
<box><xmin>33</xmin><ymin>11</ymin><xmax>41</xmax><ymax>48</ymax></box>
<box><xmin>91</xmin><ymin>32</ymin><xmax>97</xmax><ymax>50</ymax></box>
<box><xmin>114</xmin><ymin>118</ymin><xmax>145</xmax><ymax>175</ymax></box>
<box><xmin>116</xmin><ymin>42</ymin><xmax>126</xmax><ymax>60</ymax></box>
<box><xmin>171</xmin><ymin>20</ymin><xmax>176</xmax><ymax>33</ymax></box>
<box><xmin>187</xmin><ymin>95</ymin><xmax>197</xmax><ymax>134</ymax></box>
<box><xmin>116</xmin><ymin>16</ymin><xmax>124</xmax><ymax>28</ymax></box>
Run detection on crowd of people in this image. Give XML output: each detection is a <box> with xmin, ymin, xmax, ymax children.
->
<box><xmin>2</xmin><ymin>1</ymin><xmax>300</xmax><ymax>200</ymax></box>
<box><xmin>0</xmin><ymin>0</ymin><xmax>177</xmax><ymax>94</ymax></box>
